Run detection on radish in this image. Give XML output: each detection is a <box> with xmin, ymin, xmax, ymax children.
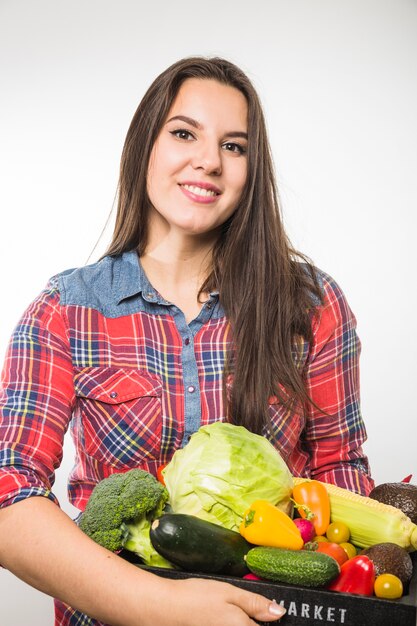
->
<box><xmin>243</xmin><ymin>573</ymin><xmax>263</xmax><ymax>581</ymax></box>
<box><xmin>293</xmin><ymin>517</ymin><xmax>315</xmax><ymax>543</ymax></box>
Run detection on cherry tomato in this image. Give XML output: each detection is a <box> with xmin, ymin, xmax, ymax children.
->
<box><xmin>340</xmin><ymin>542</ymin><xmax>357</xmax><ymax>559</ymax></box>
<box><xmin>315</xmin><ymin>541</ymin><xmax>348</xmax><ymax>567</ymax></box>
<box><xmin>374</xmin><ymin>574</ymin><xmax>403</xmax><ymax>599</ymax></box>
<box><xmin>313</xmin><ymin>535</ymin><xmax>329</xmax><ymax>543</ymax></box>
<box><xmin>326</xmin><ymin>521</ymin><xmax>350</xmax><ymax>544</ymax></box>
<box><xmin>156</xmin><ymin>464</ymin><xmax>167</xmax><ymax>485</ymax></box>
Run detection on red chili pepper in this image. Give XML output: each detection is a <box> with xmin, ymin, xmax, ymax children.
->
<box><xmin>156</xmin><ymin>464</ymin><xmax>167</xmax><ymax>485</ymax></box>
<box><xmin>327</xmin><ymin>555</ymin><xmax>375</xmax><ymax>596</ymax></box>
<box><xmin>402</xmin><ymin>474</ymin><xmax>413</xmax><ymax>483</ymax></box>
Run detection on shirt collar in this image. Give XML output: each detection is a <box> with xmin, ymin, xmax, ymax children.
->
<box><xmin>114</xmin><ymin>250</ymin><xmax>149</xmax><ymax>304</ymax></box>
<box><xmin>113</xmin><ymin>249</ymin><xmax>220</xmax><ymax>306</ymax></box>
<box><xmin>113</xmin><ymin>250</ymin><xmax>171</xmax><ymax>306</ymax></box>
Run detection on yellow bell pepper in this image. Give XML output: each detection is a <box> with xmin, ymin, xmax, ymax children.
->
<box><xmin>239</xmin><ymin>500</ymin><xmax>303</xmax><ymax>550</ymax></box>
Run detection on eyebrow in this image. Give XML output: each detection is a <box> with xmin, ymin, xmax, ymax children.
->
<box><xmin>166</xmin><ymin>115</ymin><xmax>248</xmax><ymax>140</ymax></box>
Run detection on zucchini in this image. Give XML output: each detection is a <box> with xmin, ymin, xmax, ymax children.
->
<box><xmin>246</xmin><ymin>546</ymin><xmax>340</xmax><ymax>587</ymax></box>
<box><xmin>150</xmin><ymin>513</ymin><xmax>252</xmax><ymax>576</ymax></box>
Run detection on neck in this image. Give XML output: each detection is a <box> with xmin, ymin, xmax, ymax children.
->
<box><xmin>140</xmin><ymin>247</ymin><xmax>213</xmax><ymax>324</ymax></box>
<box><xmin>142</xmin><ymin>215</ymin><xmax>218</xmax><ymax>287</ymax></box>
<box><xmin>144</xmin><ymin>240</ymin><xmax>212</xmax><ymax>284</ymax></box>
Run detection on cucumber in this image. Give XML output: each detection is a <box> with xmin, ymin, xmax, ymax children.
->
<box><xmin>246</xmin><ymin>546</ymin><xmax>340</xmax><ymax>587</ymax></box>
<box><xmin>150</xmin><ymin>513</ymin><xmax>252</xmax><ymax>576</ymax></box>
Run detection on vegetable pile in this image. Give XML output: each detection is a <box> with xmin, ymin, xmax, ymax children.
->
<box><xmin>79</xmin><ymin>424</ymin><xmax>417</xmax><ymax>601</ymax></box>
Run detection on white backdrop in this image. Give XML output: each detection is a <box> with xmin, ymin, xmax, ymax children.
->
<box><xmin>1</xmin><ymin>1</ymin><xmax>416</xmax><ymax>624</ymax></box>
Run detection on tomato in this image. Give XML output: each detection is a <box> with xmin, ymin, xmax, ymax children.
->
<box><xmin>340</xmin><ymin>542</ymin><xmax>357</xmax><ymax>559</ymax></box>
<box><xmin>315</xmin><ymin>541</ymin><xmax>348</xmax><ymax>566</ymax></box>
<box><xmin>313</xmin><ymin>535</ymin><xmax>329</xmax><ymax>543</ymax></box>
<box><xmin>326</xmin><ymin>521</ymin><xmax>350</xmax><ymax>544</ymax></box>
<box><xmin>374</xmin><ymin>574</ymin><xmax>403</xmax><ymax>599</ymax></box>
<box><xmin>156</xmin><ymin>464</ymin><xmax>167</xmax><ymax>485</ymax></box>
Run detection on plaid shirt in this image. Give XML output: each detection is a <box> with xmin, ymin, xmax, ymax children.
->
<box><xmin>0</xmin><ymin>250</ymin><xmax>373</xmax><ymax>626</ymax></box>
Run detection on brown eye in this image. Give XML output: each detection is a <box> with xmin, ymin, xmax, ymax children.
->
<box><xmin>170</xmin><ymin>129</ymin><xmax>194</xmax><ymax>141</ymax></box>
<box><xmin>222</xmin><ymin>142</ymin><xmax>246</xmax><ymax>155</ymax></box>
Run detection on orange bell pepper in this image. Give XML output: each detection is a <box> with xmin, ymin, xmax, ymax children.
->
<box><xmin>292</xmin><ymin>480</ymin><xmax>330</xmax><ymax>536</ymax></box>
<box><xmin>239</xmin><ymin>500</ymin><xmax>303</xmax><ymax>550</ymax></box>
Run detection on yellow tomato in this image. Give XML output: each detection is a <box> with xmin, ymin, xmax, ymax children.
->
<box><xmin>313</xmin><ymin>535</ymin><xmax>329</xmax><ymax>543</ymax></box>
<box><xmin>325</xmin><ymin>521</ymin><xmax>350</xmax><ymax>544</ymax></box>
<box><xmin>374</xmin><ymin>574</ymin><xmax>403</xmax><ymax>599</ymax></box>
<box><xmin>339</xmin><ymin>542</ymin><xmax>357</xmax><ymax>559</ymax></box>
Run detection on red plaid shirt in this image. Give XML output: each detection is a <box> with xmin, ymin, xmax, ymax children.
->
<box><xmin>0</xmin><ymin>251</ymin><xmax>373</xmax><ymax>625</ymax></box>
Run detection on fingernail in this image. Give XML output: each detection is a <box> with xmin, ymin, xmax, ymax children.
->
<box><xmin>268</xmin><ymin>599</ymin><xmax>286</xmax><ymax>617</ymax></box>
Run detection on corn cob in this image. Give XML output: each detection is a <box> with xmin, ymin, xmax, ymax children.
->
<box><xmin>292</xmin><ymin>477</ymin><xmax>417</xmax><ymax>551</ymax></box>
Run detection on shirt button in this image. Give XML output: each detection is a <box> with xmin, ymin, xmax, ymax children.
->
<box><xmin>110</xmin><ymin>391</ymin><xmax>118</xmax><ymax>399</ymax></box>
<box><xmin>187</xmin><ymin>385</ymin><xmax>195</xmax><ymax>393</ymax></box>
<box><xmin>184</xmin><ymin>337</ymin><xmax>190</xmax><ymax>346</ymax></box>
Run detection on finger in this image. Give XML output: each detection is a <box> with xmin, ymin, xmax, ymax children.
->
<box><xmin>232</xmin><ymin>590</ymin><xmax>286</xmax><ymax>622</ymax></box>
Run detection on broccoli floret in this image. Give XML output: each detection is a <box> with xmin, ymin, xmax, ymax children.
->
<box><xmin>79</xmin><ymin>468</ymin><xmax>171</xmax><ymax>566</ymax></box>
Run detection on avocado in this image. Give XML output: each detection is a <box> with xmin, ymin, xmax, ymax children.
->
<box><xmin>369</xmin><ymin>482</ymin><xmax>417</xmax><ymax>524</ymax></box>
<box><xmin>361</xmin><ymin>542</ymin><xmax>413</xmax><ymax>586</ymax></box>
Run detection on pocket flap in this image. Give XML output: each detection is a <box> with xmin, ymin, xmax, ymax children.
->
<box><xmin>74</xmin><ymin>367</ymin><xmax>162</xmax><ymax>404</ymax></box>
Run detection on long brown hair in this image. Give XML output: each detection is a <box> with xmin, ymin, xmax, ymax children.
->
<box><xmin>106</xmin><ymin>56</ymin><xmax>323</xmax><ymax>434</ymax></box>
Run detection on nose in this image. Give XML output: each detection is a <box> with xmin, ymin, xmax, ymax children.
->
<box><xmin>191</xmin><ymin>140</ymin><xmax>222</xmax><ymax>175</ymax></box>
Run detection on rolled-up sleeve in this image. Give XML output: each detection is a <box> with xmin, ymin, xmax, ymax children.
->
<box><xmin>0</xmin><ymin>278</ymin><xmax>75</xmax><ymax>508</ymax></box>
<box><xmin>302</xmin><ymin>271</ymin><xmax>374</xmax><ymax>495</ymax></box>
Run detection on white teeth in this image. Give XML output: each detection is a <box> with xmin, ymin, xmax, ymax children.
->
<box><xmin>182</xmin><ymin>184</ymin><xmax>217</xmax><ymax>197</ymax></box>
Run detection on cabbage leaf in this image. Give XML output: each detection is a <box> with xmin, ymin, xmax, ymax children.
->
<box><xmin>163</xmin><ymin>422</ymin><xmax>294</xmax><ymax>531</ymax></box>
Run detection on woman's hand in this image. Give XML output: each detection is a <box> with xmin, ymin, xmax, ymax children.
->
<box><xmin>145</xmin><ymin>577</ymin><xmax>286</xmax><ymax>626</ymax></box>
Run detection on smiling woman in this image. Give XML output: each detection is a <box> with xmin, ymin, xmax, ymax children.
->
<box><xmin>0</xmin><ymin>56</ymin><xmax>374</xmax><ymax>626</ymax></box>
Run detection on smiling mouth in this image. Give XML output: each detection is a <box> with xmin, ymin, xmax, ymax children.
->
<box><xmin>180</xmin><ymin>184</ymin><xmax>220</xmax><ymax>198</ymax></box>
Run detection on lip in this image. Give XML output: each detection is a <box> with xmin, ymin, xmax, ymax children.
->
<box><xmin>178</xmin><ymin>181</ymin><xmax>222</xmax><ymax>204</ymax></box>
<box><xmin>180</xmin><ymin>180</ymin><xmax>222</xmax><ymax>194</ymax></box>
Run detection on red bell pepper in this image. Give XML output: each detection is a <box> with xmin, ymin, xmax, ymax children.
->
<box><xmin>327</xmin><ymin>555</ymin><xmax>375</xmax><ymax>596</ymax></box>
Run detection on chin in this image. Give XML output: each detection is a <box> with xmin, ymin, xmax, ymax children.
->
<box><xmin>177</xmin><ymin>220</ymin><xmax>219</xmax><ymax>236</ymax></box>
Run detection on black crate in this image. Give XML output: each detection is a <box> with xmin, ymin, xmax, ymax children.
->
<box><xmin>122</xmin><ymin>551</ymin><xmax>417</xmax><ymax>626</ymax></box>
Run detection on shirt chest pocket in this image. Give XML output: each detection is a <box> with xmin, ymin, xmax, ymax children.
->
<box><xmin>74</xmin><ymin>367</ymin><xmax>162</xmax><ymax>468</ymax></box>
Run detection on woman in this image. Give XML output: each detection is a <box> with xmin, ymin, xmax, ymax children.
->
<box><xmin>0</xmin><ymin>56</ymin><xmax>373</xmax><ymax>625</ymax></box>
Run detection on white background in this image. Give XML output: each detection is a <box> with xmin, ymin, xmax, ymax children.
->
<box><xmin>1</xmin><ymin>1</ymin><xmax>416</xmax><ymax>624</ymax></box>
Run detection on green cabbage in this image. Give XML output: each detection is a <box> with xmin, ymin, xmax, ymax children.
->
<box><xmin>163</xmin><ymin>422</ymin><xmax>294</xmax><ymax>531</ymax></box>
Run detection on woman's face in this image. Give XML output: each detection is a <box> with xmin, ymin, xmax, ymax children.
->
<box><xmin>147</xmin><ymin>78</ymin><xmax>248</xmax><ymax>238</ymax></box>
